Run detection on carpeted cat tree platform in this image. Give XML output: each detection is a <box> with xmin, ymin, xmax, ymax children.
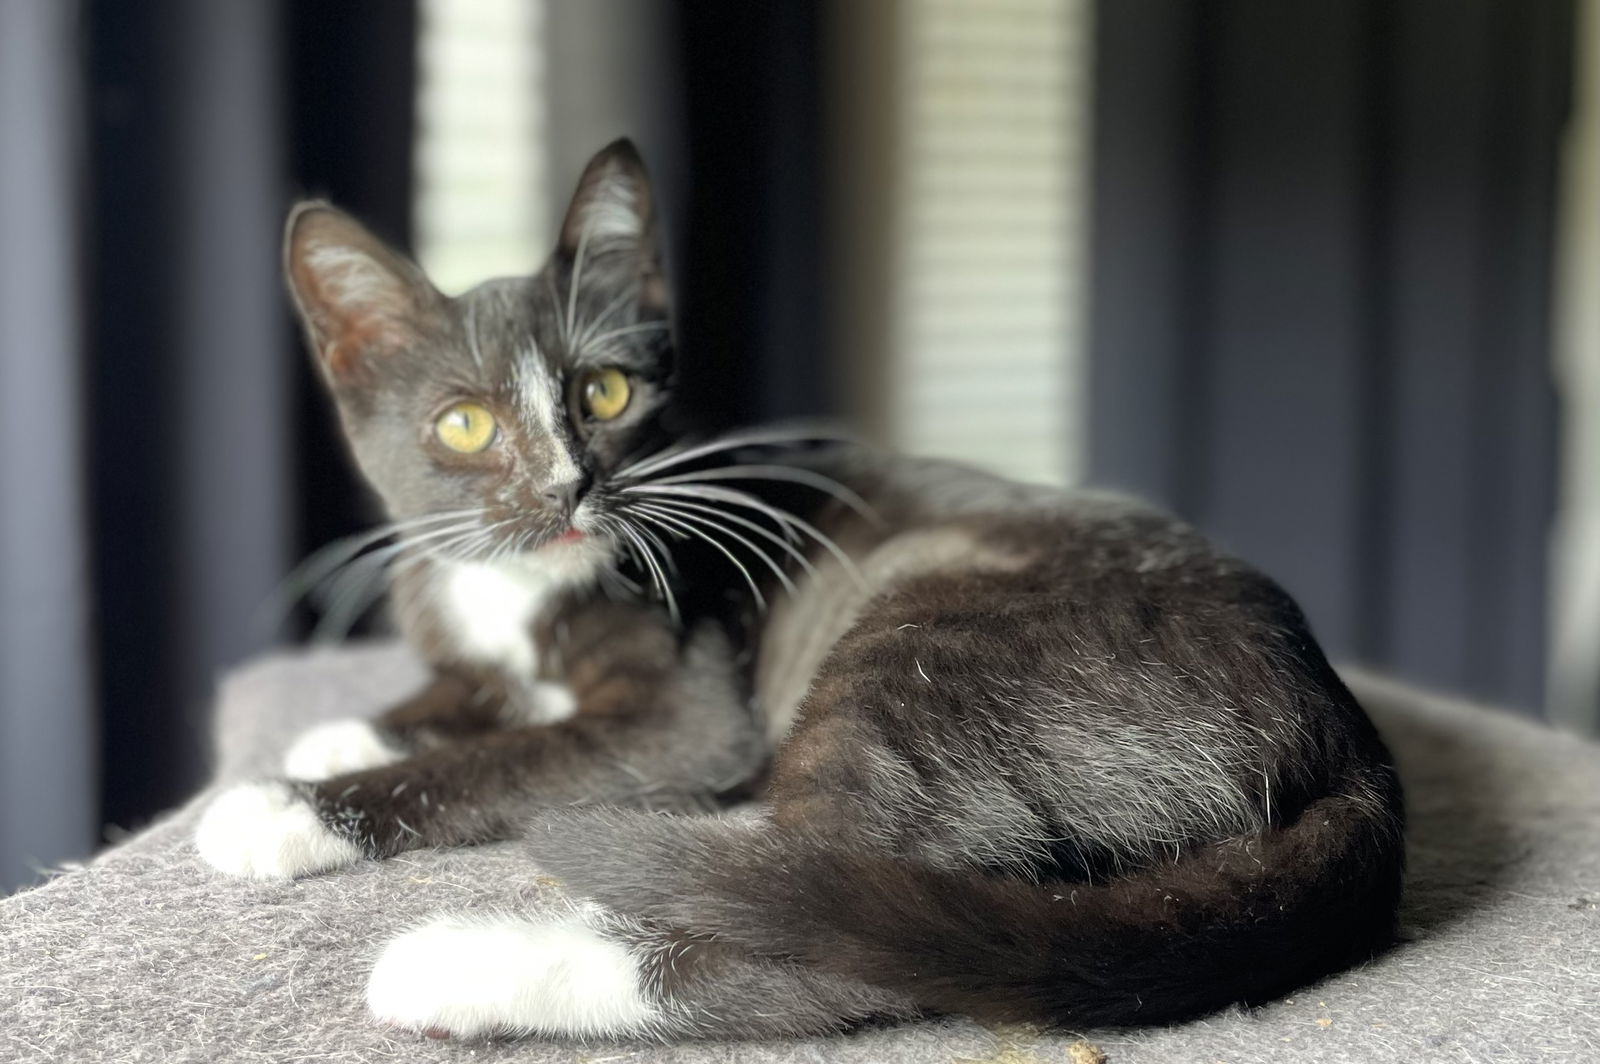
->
<box><xmin>2</xmin><ymin>643</ymin><xmax>1596</xmax><ymax>1063</ymax></box>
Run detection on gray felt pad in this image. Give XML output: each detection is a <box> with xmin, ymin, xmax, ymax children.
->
<box><xmin>2</xmin><ymin>642</ymin><xmax>1597</xmax><ymax>1063</ymax></box>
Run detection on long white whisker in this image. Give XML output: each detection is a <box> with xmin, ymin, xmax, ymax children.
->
<box><xmin>612</xmin><ymin>520</ymin><xmax>679</xmax><ymax>624</ymax></box>
<box><xmin>262</xmin><ymin>509</ymin><xmax>479</xmax><ymax>614</ymax></box>
<box><xmin>310</xmin><ymin>544</ymin><xmax>410</xmax><ymax>642</ymax></box>
<box><xmin>633</xmin><ymin>501</ymin><xmax>797</xmax><ymax>597</ymax></box>
<box><xmin>566</xmin><ymin>215</ymin><xmax>594</xmax><ymax>349</ymax></box>
<box><xmin>575</xmin><ymin>285</ymin><xmax>636</xmax><ymax>350</ymax></box>
<box><xmin>616</xmin><ymin>423</ymin><xmax>856</xmax><ymax>480</ymax></box>
<box><xmin>545</xmin><ymin>271</ymin><xmax>570</xmax><ymax>348</ymax></box>
<box><xmin>581</xmin><ymin>320</ymin><xmax>669</xmax><ymax>351</ymax></box>
<box><xmin>389</xmin><ymin>516</ymin><xmax>513</xmax><ymax>573</ymax></box>
<box><xmin>625</xmin><ymin>483</ymin><xmax>866</xmax><ymax>590</ymax></box>
<box><xmin>591</xmin><ymin>524</ymin><xmax>644</xmax><ymax>599</ymax></box>
<box><xmin>390</xmin><ymin>519</ymin><xmax>493</xmax><ymax>562</ymax></box>
<box><xmin>465</xmin><ymin>298</ymin><xmax>486</xmax><ymax>369</ymax></box>
<box><xmin>633</xmin><ymin>496</ymin><xmax>819</xmax><ymax>579</ymax></box>
<box><xmin>649</xmin><ymin>463</ymin><xmax>880</xmax><ymax>525</ymax></box>
<box><xmin>627</xmin><ymin>518</ymin><xmax>681</xmax><ymax>577</ymax></box>
<box><xmin>633</xmin><ymin>492</ymin><xmax>819</xmax><ymax>576</ymax></box>
<box><xmin>617</xmin><ymin>511</ymin><xmax>684</xmax><ymax>581</ymax></box>
<box><xmin>256</xmin><ymin>511</ymin><xmax>483</xmax><ymax>638</ymax></box>
<box><xmin>633</xmin><ymin>507</ymin><xmax>769</xmax><ymax>610</ymax></box>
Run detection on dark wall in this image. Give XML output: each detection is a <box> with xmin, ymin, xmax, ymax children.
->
<box><xmin>283</xmin><ymin>0</ymin><xmax>418</xmax><ymax>626</ymax></box>
<box><xmin>670</xmin><ymin>0</ymin><xmax>829</xmax><ymax>428</ymax></box>
<box><xmin>1089</xmin><ymin>0</ymin><xmax>1573</xmax><ymax>713</ymax></box>
<box><xmin>85</xmin><ymin>0</ymin><xmax>416</xmax><ymax>832</ymax></box>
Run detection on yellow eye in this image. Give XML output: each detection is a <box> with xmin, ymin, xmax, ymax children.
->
<box><xmin>434</xmin><ymin>401</ymin><xmax>497</xmax><ymax>453</ymax></box>
<box><xmin>579</xmin><ymin>368</ymin><xmax>632</xmax><ymax>421</ymax></box>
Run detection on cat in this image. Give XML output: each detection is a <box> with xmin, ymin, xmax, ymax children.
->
<box><xmin>195</xmin><ymin>139</ymin><xmax>1404</xmax><ymax>1041</ymax></box>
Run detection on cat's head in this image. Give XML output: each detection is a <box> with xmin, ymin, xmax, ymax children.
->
<box><xmin>285</xmin><ymin>139</ymin><xmax>672</xmax><ymax>577</ymax></box>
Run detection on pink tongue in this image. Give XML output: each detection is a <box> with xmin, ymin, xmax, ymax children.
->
<box><xmin>557</xmin><ymin>529</ymin><xmax>585</xmax><ymax>544</ymax></box>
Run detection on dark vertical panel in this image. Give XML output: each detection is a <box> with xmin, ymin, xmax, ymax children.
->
<box><xmin>1383</xmin><ymin>0</ymin><xmax>1494</xmax><ymax>692</ymax></box>
<box><xmin>1350</xmin><ymin>0</ymin><xmax>1398</xmax><ymax>666</ymax></box>
<box><xmin>87</xmin><ymin>0</ymin><xmax>188</xmax><ymax>823</ymax></box>
<box><xmin>1087</xmin><ymin>0</ymin><xmax>1571</xmax><ymax>712</ymax></box>
<box><xmin>672</xmin><ymin>0</ymin><xmax>827</xmax><ymax>428</ymax></box>
<box><xmin>544</xmin><ymin>0</ymin><xmax>686</xmax><ymax>248</ymax></box>
<box><xmin>1467</xmin><ymin>0</ymin><xmax>1568</xmax><ymax>706</ymax></box>
<box><xmin>170</xmin><ymin>0</ymin><xmax>289</xmax><ymax>784</ymax></box>
<box><xmin>1086</xmin><ymin>0</ymin><xmax>1205</xmax><ymax>508</ymax></box>
<box><xmin>284</xmin><ymin>0</ymin><xmax>418</xmax><ymax>623</ymax></box>
<box><xmin>81</xmin><ymin>0</ymin><xmax>418</xmax><ymax>832</ymax></box>
<box><xmin>90</xmin><ymin>0</ymin><xmax>293</xmax><ymax>821</ymax></box>
<box><xmin>1198</xmin><ymin>1</ymin><xmax>1368</xmax><ymax>654</ymax></box>
<box><xmin>752</xmin><ymin>0</ymin><xmax>825</xmax><ymax>422</ymax></box>
<box><xmin>0</xmin><ymin>0</ymin><xmax>96</xmax><ymax>892</ymax></box>
<box><xmin>1382</xmin><ymin>0</ymin><xmax>1567</xmax><ymax>709</ymax></box>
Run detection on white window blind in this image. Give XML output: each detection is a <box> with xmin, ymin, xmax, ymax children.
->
<box><xmin>413</xmin><ymin>0</ymin><xmax>548</xmax><ymax>295</ymax></box>
<box><xmin>887</xmin><ymin>0</ymin><xmax>1092</xmax><ymax>486</ymax></box>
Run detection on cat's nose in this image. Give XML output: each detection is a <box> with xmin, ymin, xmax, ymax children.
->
<box><xmin>541</xmin><ymin>476</ymin><xmax>587</xmax><ymax>518</ymax></box>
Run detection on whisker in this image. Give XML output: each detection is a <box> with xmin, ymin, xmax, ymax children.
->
<box><xmin>465</xmin><ymin>298</ymin><xmax>486</xmax><ymax>370</ymax></box>
<box><xmin>631</xmin><ymin>507</ymin><xmax>769</xmax><ymax>610</ymax></box>
<box><xmin>574</xmin><ymin>285</ymin><xmax>636</xmax><ymax>351</ymax></box>
<box><xmin>633</xmin><ymin>501</ymin><xmax>798</xmax><ymax>597</ymax></box>
<box><xmin>390</xmin><ymin>519</ymin><xmax>494</xmax><ymax>564</ymax></box>
<box><xmin>544</xmin><ymin>271</ymin><xmax>570</xmax><ymax>349</ymax></box>
<box><xmin>648</xmin><ymin>463</ymin><xmax>880</xmax><ymax>525</ymax></box>
<box><xmin>258</xmin><ymin>512</ymin><xmax>482</xmax><ymax>639</ymax></box>
<box><xmin>624</xmin><ymin>483</ymin><xmax>867</xmax><ymax>590</ymax></box>
<box><xmin>305</xmin><ymin>538</ymin><xmax>415</xmax><ymax>612</ymax></box>
<box><xmin>616</xmin><ymin>423</ymin><xmax>857</xmax><ymax>481</ymax></box>
<box><xmin>580</xmin><ymin>319</ymin><xmax>669</xmax><ymax>351</ymax></box>
<box><xmin>611</xmin><ymin>519</ymin><xmax>679</xmax><ymax>624</ymax></box>
<box><xmin>614</xmin><ymin>511</ymin><xmax>682</xmax><ymax>583</ymax></box>
<box><xmin>566</xmin><ymin>215</ymin><xmax>594</xmax><ymax>349</ymax></box>
<box><xmin>628</xmin><ymin>519</ymin><xmax>681</xmax><ymax>578</ymax></box>
<box><xmin>595</xmin><ymin>537</ymin><xmax>644</xmax><ymax>599</ymax></box>
<box><xmin>633</xmin><ymin>496</ymin><xmax>820</xmax><ymax>579</ymax></box>
<box><xmin>318</xmin><ymin>518</ymin><xmax>485</xmax><ymax>588</ymax></box>
<box><xmin>256</xmin><ymin>509</ymin><xmax>480</xmax><ymax>631</ymax></box>
<box><xmin>388</xmin><ymin>516</ymin><xmax>513</xmax><ymax>574</ymax></box>
<box><xmin>310</xmin><ymin>545</ymin><xmax>407</xmax><ymax>642</ymax></box>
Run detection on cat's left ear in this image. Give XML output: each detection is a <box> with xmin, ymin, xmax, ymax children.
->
<box><xmin>283</xmin><ymin>202</ymin><xmax>446</xmax><ymax>383</ymax></box>
<box><xmin>558</xmin><ymin>139</ymin><xmax>667</xmax><ymax>312</ymax></box>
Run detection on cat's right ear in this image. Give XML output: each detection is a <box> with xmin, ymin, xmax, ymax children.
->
<box><xmin>557</xmin><ymin>140</ymin><xmax>667</xmax><ymax>313</ymax></box>
<box><xmin>283</xmin><ymin>202</ymin><xmax>443</xmax><ymax>382</ymax></box>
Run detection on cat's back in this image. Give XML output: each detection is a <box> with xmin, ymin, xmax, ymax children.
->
<box><xmin>759</xmin><ymin>446</ymin><xmax>1395</xmax><ymax>880</ymax></box>
<box><xmin>755</xmin><ymin>444</ymin><xmax>1344</xmax><ymax>742</ymax></box>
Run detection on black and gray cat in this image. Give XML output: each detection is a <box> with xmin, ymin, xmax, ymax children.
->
<box><xmin>196</xmin><ymin>140</ymin><xmax>1404</xmax><ymax>1041</ymax></box>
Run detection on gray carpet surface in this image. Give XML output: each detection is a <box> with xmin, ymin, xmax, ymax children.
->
<box><xmin>2</xmin><ymin>643</ymin><xmax>1597</xmax><ymax>1063</ymax></box>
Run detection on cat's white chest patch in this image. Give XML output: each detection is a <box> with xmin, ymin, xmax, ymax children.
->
<box><xmin>436</xmin><ymin>560</ymin><xmax>555</xmax><ymax>681</ymax></box>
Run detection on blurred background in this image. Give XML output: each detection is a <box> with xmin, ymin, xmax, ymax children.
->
<box><xmin>0</xmin><ymin>0</ymin><xmax>1594</xmax><ymax>892</ymax></box>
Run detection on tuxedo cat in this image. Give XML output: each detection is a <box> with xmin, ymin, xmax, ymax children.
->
<box><xmin>196</xmin><ymin>140</ymin><xmax>1404</xmax><ymax>1041</ymax></box>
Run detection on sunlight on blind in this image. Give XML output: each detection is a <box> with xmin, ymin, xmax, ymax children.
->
<box><xmin>888</xmin><ymin>0</ymin><xmax>1091</xmax><ymax>486</ymax></box>
<box><xmin>414</xmin><ymin>0</ymin><xmax>547</xmax><ymax>295</ymax></box>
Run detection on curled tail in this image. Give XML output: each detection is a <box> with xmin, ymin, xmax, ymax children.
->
<box><xmin>525</xmin><ymin>781</ymin><xmax>1404</xmax><ymax>1027</ymax></box>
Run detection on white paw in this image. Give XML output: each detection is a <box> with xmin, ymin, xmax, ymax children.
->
<box><xmin>195</xmin><ymin>781</ymin><xmax>361</xmax><ymax>880</ymax></box>
<box><xmin>509</xmin><ymin>681</ymin><xmax>578</xmax><ymax>725</ymax></box>
<box><xmin>282</xmin><ymin>719</ymin><xmax>401</xmax><ymax>781</ymax></box>
<box><xmin>366</xmin><ymin>911</ymin><xmax>659</xmax><ymax>1039</ymax></box>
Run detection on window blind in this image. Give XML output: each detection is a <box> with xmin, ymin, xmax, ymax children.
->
<box><xmin>414</xmin><ymin>0</ymin><xmax>548</xmax><ymax>295</ymax></box>
<box><xmin>887</xmin><ymin>0</ymin><xmax>1092</xmax><ymax>486</ymax></box>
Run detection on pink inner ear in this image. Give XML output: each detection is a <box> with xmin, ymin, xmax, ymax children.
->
<box><xmin>296</xmin><ymin>243</ymin><xmax>417</xmax><ymax>374</ymax></box>
<box><xmin>322</xmin><ymin>340</ymin><xmax>360</xmax><ymax>379</ymax></box>
<box><xmin>319</xmin><ymin>312</ymin><xmax>407</xmax><ymax>380</ymax></box>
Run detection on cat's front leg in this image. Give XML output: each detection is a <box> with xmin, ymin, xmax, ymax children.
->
<box><xmin>278</xmin><ymin>670</ymin><xmax>513</xmax><ymax>783</ymax></box>
<box><xmin>197</xmin><ymin>677</ymin><xmax>759</xmax><ymax>879</ymax></box>
<box><xmin>197</xmin><ymin>727</ymin><xmax>725</xmax><ymax>880</ymax></box>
